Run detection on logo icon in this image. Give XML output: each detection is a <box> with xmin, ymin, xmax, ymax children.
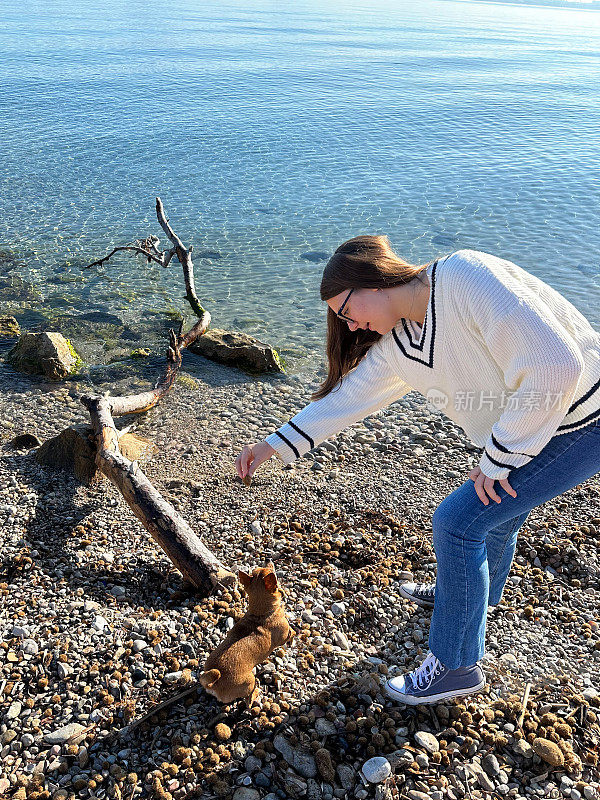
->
<box><xmin>426</xmin><ymin>388</ymin><xmax>449</xmax><ymax>412</ymax></box>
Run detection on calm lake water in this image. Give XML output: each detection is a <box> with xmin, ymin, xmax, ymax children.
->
<box><xmin>1</xmin><ymin>0</ymin><xmax>599</xmax><ymax>381</ymax></box>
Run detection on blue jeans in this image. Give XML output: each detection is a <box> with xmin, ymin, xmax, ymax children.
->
<box><xmin>428</xmin><ymin>417</ymin><xmax>600</xmax><ymax>669</ymax></box>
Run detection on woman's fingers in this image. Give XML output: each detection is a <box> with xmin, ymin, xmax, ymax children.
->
<box><xmin>468</xmin><ymin>466</ymin><xmax>481</xmax><ymax>482</ymax></box>
<box><xmin>500</xmin><ymin>477</ymin><xmax>518</xmax><ymax>498</ymax></box>
<box><xmin>236</xmin><ymin>445</ymin><xmax>253</xmax><ymax>479</ymax></box>
<box><xmin>471</xmin><ymin>473</ymin><xmax>518</xmax><ymax>505</ymax></box>
<box><xmin>236</xmin><ymin>441</ymin><xmax>276</xmax><ymax>480</ymax></box>
<box><xmin>473</xmin><ymin>472</ymin><xmax>489</xmax><ymax>505</ymax></box>
<box><xmin>483</xmin><ymin>477</ymin><xmax>501</xmax><ymax>503</ymax></box>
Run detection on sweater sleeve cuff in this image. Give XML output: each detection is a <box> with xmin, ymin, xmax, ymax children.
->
<box><xmin>478</xmin><ymin>424</ymin><xmax>546</xmax><ymax>480</ymax></box>
<box><xmin>477</xmin><ymin>451</ymin><xmax>514</xmax><ymax>481</ymax></box>
<box><xmin>265</xmin><ymin>421</ymin><xmax>315</xmax><ymax>466</ymax></box>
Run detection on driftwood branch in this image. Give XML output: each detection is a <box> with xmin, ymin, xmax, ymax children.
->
<box><xmin>86</xmin><ymin>245</ymin><xmax>167</xmax><ymax>270</ymax></box>
<box><xmin>80</xmin><ymin>200</ymin><xmax>235</xmax><ymax>597</ymax></box>
<box><xmin>155</xmin><ymin>197</ymin><xmax>205</xmax><ymax>318</ymax></box>
<box><xmin>85</xmin><ymin>197</ymin><xmax>205</xmax><ymax>319</ymax></box>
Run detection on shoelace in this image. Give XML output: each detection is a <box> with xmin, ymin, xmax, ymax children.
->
<box><xmin>410</xmin><ymin>651</ymin><xmax>443</xmax><ymax>690</ymax></box>
<box><xmin>416</xmin><ymin>582</ymin><xmax>435</xmax><ymax>597</ymax></box>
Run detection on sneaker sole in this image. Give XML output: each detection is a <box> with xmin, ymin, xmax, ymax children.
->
<box><xmin>384</xmin><ymin>677</ymin><xmax>486</xmax><ymax>705</ymax></box>
<box><xmin>398</xmin><ymin>585</ymin><xmax>435</xmax><ymax>608</ymax></box>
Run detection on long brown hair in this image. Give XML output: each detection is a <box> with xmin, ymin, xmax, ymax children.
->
<box><xmin>312</xmin><ymin>235</ymin><xmax>429</xmax><ymax>401</ymax></box>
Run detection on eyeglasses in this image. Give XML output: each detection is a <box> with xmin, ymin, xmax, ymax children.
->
<box><xmin>336</xmin><ymin>289</ymin><xmax>355</xmax><ymax>323</ymax></box>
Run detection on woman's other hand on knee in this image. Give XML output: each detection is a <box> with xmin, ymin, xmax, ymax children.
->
<box><xmin>469</xmin><ymin>466</ymin><xmax>517</xmax><ymax>505</ymax></box>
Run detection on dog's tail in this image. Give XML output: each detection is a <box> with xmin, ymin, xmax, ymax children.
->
<box><xmin>198</xmin><ymin>668</ymin><xmax>221</xmax><ymax>689</ymax></box>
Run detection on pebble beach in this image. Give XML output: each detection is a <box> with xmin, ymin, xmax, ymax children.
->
<box><xmin>0</xmin><ymin>354</ymin><xmax>599</xmax><ymax>800</ymax></box>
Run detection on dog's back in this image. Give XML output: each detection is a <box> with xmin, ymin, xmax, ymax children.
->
<box><xmin>199</xmin><ymin>565</ymin><xmax>291</xmax><ymax>705</ymax></box>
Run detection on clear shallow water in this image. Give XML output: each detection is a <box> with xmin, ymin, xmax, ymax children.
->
<box><xmin>1</xmin><ymin>0</ymin><xmax>599</xmax><ymax>380</ymax></box>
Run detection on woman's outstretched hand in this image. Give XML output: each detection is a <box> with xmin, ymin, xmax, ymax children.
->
<box><xmin>236</xmin><ymin>441</ymin><xmax>276</xmax><ymax>482</ymax></box>
<box><xmin>469</xmin><ymin>466</ymin><xmax>517</xmax><ymax>505</ymax></box>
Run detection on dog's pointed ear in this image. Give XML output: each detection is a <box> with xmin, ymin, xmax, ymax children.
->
<box><xmin>238</xmin><ymin>570</ymin><xmax>252</xmax><ymax>590</ymax></box>
<box><xmin>263</xmin><ymin>571</ymin><xmax>278</xmax><ymax>592</ymax></box>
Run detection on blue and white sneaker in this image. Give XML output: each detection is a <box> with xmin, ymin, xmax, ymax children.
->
<box><xmin>399</xmin><ymin>582</ymin><xmax>436</xmax><ymax>608</ymax></box>
<box><xmin>399</xmin><ymin>583</ymin><xmax>497</xmax><ymax>614</ymax></box>
<box><xmin>385</xmin><ymin>650</ymin><xmax>486</xmax><ymax>705</ymax></box>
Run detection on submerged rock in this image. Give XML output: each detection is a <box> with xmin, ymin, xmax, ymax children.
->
<box><xmin>432</xmin><ymin>233</ymin><xmax>459</xmax><ymax>246</ymax></box>
<box><xmin>300</xmin><ymin>251</ymin><xmax>329</xmax><ymax>263</ymax></box>
<box><xmin>189</xmin><ymin>328</ymin><xmax>284</xmax><ymax>374</ymax></box>
<box><xmin>7</xmin><ymin>331</ymin><xmax>82</xmax><ymax>380</ymax></box>
<box><xmin>0</xmin><ymin>274</ymin><xmax>41</xmax><ymax>302</ymax></box>
<box><xmin>78</xmin><ymin>310</ymin><xmax>124</xmax><ymax>325</ymax></box>
<box><xmin>196</xmin><ymin>249</ymin><xmax>223</xmax><ymax>260</ymax></box>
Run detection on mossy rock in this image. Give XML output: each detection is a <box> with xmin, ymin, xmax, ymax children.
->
<box><xmin>0</xmin><ymin>316</ymin><xmax>20</xmax><ymax>338</ymax></box>
<box><xmin>7</xmin><ymin>332</ymin><xmax>82</xmax><ymax>380</ymax></box>
<box><xmin>189</xmin><ymin>328</ymin><xmax>285</xmax><ymax>374</ymax></box>
<box><xmin>176</xmin><ymin>372</ymin><xmax>200</xmax><ymax>390</ymax></box>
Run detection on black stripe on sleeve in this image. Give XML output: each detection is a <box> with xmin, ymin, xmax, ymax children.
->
<box><xmin>274</xmin><ymin>431</ymin><xmax>300</xmax><ymax>459</ymax></box>
<box><xmin>287</xmin><ymin>421</ymin><xmax>314</xmax><ymax>449</ymax></box>
<box><xmin>565</xmin><ymin>375</ymin><xmax>600</xmax><ymax>415</ymax></box>
<box><xmin>491</xmin><ymin>432</ymin><xmax>533</xmax><ymax>459</ymax></box>
<box><xmin>558</xmin><ymin>407</ymin><xmax>600</xmax><ymax>431</ymax></box>
<box><xmin>483</xmin><ymin>449</ymin><xmax>519</xmax><ymax>471</ymax></box>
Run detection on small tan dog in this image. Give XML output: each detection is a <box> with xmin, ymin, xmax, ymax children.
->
<box><xmin>198</xmin><ymin>563</ymin><xmax>293</xmax><ymax>706</ymax></box>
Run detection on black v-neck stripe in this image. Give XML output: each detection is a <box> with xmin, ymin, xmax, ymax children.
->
<box><xmin>392</xmin><ymin>258</ymin><xmax>439</xmax><ymax>369</ymax></box>
<box><xmin>401</xmin><ymin>314</ymin><xmax>427</xmax><ymax>351</ymax></box>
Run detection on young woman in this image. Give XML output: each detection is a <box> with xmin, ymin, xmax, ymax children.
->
<box><xmin>235</xmin><ymin>236</ymin><xmax>600</xmax><ymax>705</ymax></box>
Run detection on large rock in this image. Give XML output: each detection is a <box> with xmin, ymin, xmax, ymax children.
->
<box><xmin>43</xmin><ymin>722</ymin><xmax>87</xmax><ymax>746</ymax></box>
<box><xmin>189</xmin><ymin>328</ymin><xmax>284</xmax><ymax>374</ymax></box>
<box><xmin>273</xmin><ymin>733</ymin><xmax>317</xmax><ymax>778</ymax></box>
<box><xmin>36</xmin><ymin>425</ymin><xmax>156</xmax><ymax>484</ymax></box>
<box><xmin>0</xmin><ymin>316</ymin><xmax>20</xmax><ymax>337</ymax></box>
<box><xmin>7</xmin><ymin>331</ymin><xmax>82</xmax><ymax>380</ymax></box>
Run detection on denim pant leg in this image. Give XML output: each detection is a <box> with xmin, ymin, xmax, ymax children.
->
<box><xmin>428</xmin><ymin>419</ymin><xmax>600</xmax><ymax>670</ymax></box>
<box><xmin>486</xmin><ymin>511</ymin><xmax>531</xmax><ymax>606</ymax></box>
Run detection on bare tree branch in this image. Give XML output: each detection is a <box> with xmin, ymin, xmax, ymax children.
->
<box><xmin>77</xmin><ymin>201</ymin><xmax>236</xmax><ymax>597</ymax></box>
<box><xmin>155</xmin><ymin>197</ymin><xmax>205</xmax><ymax>318</ymax></box>
<box><xmin>86</xmin><ymin>245</ymin><xmax>167</xmax><ymax>270</ymax></box>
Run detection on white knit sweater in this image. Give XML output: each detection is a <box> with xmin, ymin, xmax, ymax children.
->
<box><xmin>265</xmin><ymin>249</ymin><xmax>600</xmax><ymax>480</ymax></box>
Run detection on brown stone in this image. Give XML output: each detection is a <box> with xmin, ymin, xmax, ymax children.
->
<box><xmin>315</xmin><ymin>748</ymin><xmax>336</xmax><ymax>783</ymax></box>
<box><xmin>36</xmin><ymin>425</ymin><xmax>156</xmax><ymax>484</ymax></box>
